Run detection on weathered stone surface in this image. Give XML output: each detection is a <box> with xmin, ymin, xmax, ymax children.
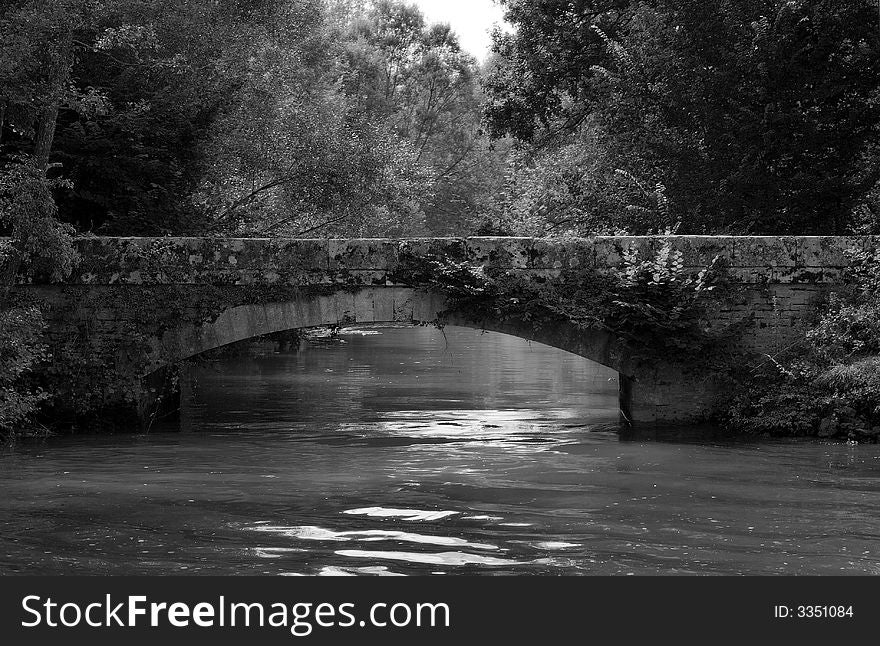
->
<box><xmin>797</xmin><ymin>236</ymin><xmax>866</xmax><ymax>268</ymax></box>
<box><xmin>732</xmin><ymin>236</ymin><xmax>799</xmax><ymax>268</ymax></box>
<box><xmin>329</xmin><ymin>239</ymin><xmax>398</xmax><ymax>272</ymax></box>
<box><xmin>528</xmin><ymin>239</ymin><xmax>595</xmax><ymax>270</ymax></box>
<box><xmin>19</xmin><ymin>235</ymin><xmax>866</xmax><ymax>286</ymax></box>
<box><xmin>670</xmin><ymin>236</ymin><xmax>737</xmax><ymax>268</ymax></box>
<box><xmin>465</xmin><ymin>237</ymin><xmax>533</xmax><ymax>268</ymax></box>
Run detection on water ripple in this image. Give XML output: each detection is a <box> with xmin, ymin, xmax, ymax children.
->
<box><xmin>336</xmin><ymin>550</ymin><xmax>521</xmax><ymax>567</ymax></box>
<box><xmin>249</xmin><ymin>524</ymin><xmax>498</xmax><ymax>550</ymax></box>
<box><xmin>342</xmin><ymin>507</ymin><xmax>459</xmax><ymax>521</ymax></box>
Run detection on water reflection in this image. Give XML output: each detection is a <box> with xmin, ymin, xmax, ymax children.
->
<box><xmin>0</xmin><ymin>325</ymin><xmax>878</xmax><ymax>575</ymax></box>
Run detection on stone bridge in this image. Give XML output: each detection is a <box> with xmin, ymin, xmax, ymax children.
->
<box><xmin>9</xmin><ymin>236</ymin><xmax>868</xmax><ymax>428</ymax></box>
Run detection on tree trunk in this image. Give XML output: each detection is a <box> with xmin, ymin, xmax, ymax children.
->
<box><xmin>33</xmin><ymin>30</ymin><xmax>74</xmax><ymax>174</ymax></box>
<box><xmin>33</xmin><ymin>105</ymin><xmax>60</xmax><ymax>172</ymax></box>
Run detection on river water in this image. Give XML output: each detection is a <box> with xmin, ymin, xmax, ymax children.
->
<box><xmin>1</xmin><ymin>325</ymin><xmax>879</xmax><ymax>575</ymax></box>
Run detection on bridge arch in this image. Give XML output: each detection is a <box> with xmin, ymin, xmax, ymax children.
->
<box><xmin>139</xmin><ymin>286</ymin><xmax>638</xmax><ymax>426</ymax></box>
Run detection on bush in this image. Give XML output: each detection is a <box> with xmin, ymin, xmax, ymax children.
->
<box><xmin>0</xmin><ymin>305</ymin><xmax>49</xmax><ymax>437</ymax></box>
<box><xmin>1</xmin><ymin>158</ymin><xmax>78</xmax><ymax>437</ymax></box>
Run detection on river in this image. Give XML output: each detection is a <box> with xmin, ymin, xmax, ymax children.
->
<box><xmin>1</xmin><ymin>325</ymin><xmax>878</xmax><ymax>575</ymax></box>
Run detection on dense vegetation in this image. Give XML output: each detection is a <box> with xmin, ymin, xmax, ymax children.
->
<box><xmin>0</xmin><ymin>0</ymin><xmax>506</xmax><ymax>238</ymax></box>
<box><xmin>2</xmin><ymin>0</ymin><xmax>880</xmax><ymax>438</ymax></box>
<box><xmin>3</xmin><ymin>0</ymin><xmax>879</xmax><ymax>239</ymax></box>
<box><xmin>394</xmin><ymin>238</ymin><xmax>734</xmax><ymax>367</ymax></box>
<box><xmin>485</xmin><ymin>0</ymin><xmax>880</xmax><ymax>236</ymax></box>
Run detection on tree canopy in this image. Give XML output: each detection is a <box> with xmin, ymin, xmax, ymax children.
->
<box><xmin>485</xmin><ymin>0</ymin><xmax>880</xmax><ymax>235</ymax></box>
<box><xmin>0</xmin><ymin>0</ymin><xmax>498</xmax><ymax>237</ymax></box>
<box><xmin>1</xmin><ymin>0</ymin><xmax>879</xmax><ymax>239</ymax></box>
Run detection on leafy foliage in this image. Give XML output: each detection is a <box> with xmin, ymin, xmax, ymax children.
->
<box><xmin>341</xmin><ymin>1</ymin><xmax>488</xmax><ymax>234</ymax></box>
<box><xmin>486</xmin><ymin>0</ymin><xmax>880</xmax><ymax>235</ymax></box>
<box><xmin>396</xmin><ymin>239</ymin><xmax>734</xmax><ymax>366</ymax></box>
<box><xmin>0</xmin><ymin>156</ymin><xmax>77</xmax><ymax>438</ymax></box>
<box><xmin>0</xmin><ymin>157</ymin><xmax>79</xmax><ymax>281</ymax></box>
<box><xmin>483</xmin><ymin>123</ymin><xmax>672</xmax><ymax>236</ymax></box>
<box><xmin>191</xmin><ymin>0</ymin><xmax>432</xmax><ymax>237</ymax></box>
<box><xmin>0</xmin><ymin>0</ymin><xmax>497</xmax><ymax>237</ymax></box>
<box><xmin>0</xmin><ymin>304</ymin><xmax>48</xmax><ymax>436</ymax></box>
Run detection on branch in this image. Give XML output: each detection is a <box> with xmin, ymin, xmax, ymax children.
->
<box><xmin>255</xmin><ymin>208</ymin><xmax>355</xmax><ymax>237</ymax></box>
<box><xmin>436</xmin><ymin>131</ymin><xmax>479</xmax><ymax>180</ymax></box>
<box><xmin>207</xmin><ymin>174</ymin><xmax>298</xmax><ymax>232</ymax></box>
<box><xmin>291</xmin><ymin>212</ymin><xmax>353</xmax><ymax>237</ymax></box>
<box><xmin>533</xmin><ymin>110</ymin><xmax>590</xmax><ymax>151</ymax></box>
<box><xmin>544</xmin><ymin>217</ymin><xmax>576</xmax><ymax>234</ymax></box>
<box><xmin>72</xmin><ymin>40</ymin><xmax>145</xmax><ymax>68</ymax></box>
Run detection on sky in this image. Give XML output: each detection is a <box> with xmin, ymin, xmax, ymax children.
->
<box><xmin>407</xmin><ymin>0</ymin><xmax>509</xmax><ymax>61</ymax></box>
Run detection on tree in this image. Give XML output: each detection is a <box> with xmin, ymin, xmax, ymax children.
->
<box><xmin>0</xmin><ymin>0</ymin><xmax>294</xmax><ymax>235</ymax></box>
<box><xmin>486</xmin><ymin>0</ymin><xmax>880</xmax><ymax>235</ymax></box>
<box><xmin>193</xmin><ymin>0</ymin><xmax>433</xmax><ymax>237</ymax></box>
<box><xmin>1</xmin><ymin>0</ymin><xmax>498</xmax><ymax>238</ymax></box>
<box><xmin>0</xmin><ymin>157</ymin><xmax>79</xmax><ymax>438</ymax></box>
<box><xmin>341</xmin><ymin>1</ymin><xmax>491</xmax><ymax>234</ymax></box>
<box><xmin>483</xmin><ymin>0</ymin><xmax>632</xmax><ymax>142</ymax></box>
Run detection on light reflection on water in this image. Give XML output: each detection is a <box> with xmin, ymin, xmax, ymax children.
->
<box><xmin>0</xmin><ymin>325</ymin><xmax>879</xmax><ymax>575</ymax></box>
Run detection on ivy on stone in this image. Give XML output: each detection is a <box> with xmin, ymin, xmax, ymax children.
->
<box><xmin>394</xmin><ymin>238</ymin><xmax>736</xmax><ymax>368</ymax></box>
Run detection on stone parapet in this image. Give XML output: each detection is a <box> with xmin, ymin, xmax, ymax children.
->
<box><xmin>7</xmin><ymin>236</ymin><xmax>867</xmax><ymax>287</ymax></box>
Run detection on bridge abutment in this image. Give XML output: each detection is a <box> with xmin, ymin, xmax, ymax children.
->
<box><xmin>619</xmin><ymin>368</ymin><xmax>721</xmax><ymax>426</ymax></box>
